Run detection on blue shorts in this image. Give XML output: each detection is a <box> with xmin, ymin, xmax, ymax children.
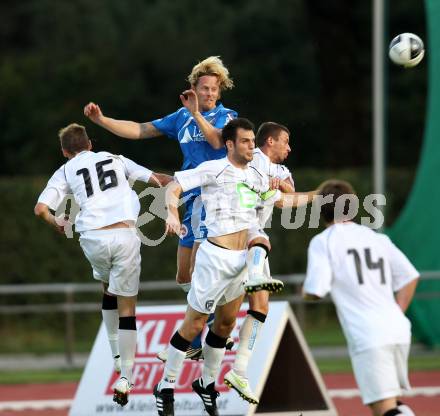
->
<box><xmin>180</xmin><ymin>192</ymin><xmax>208</xmax><ymax>248</ymax></box>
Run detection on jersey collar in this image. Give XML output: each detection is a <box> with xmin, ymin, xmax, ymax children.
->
<box><xmin>201</xmin><ymin>103</ymin><xmax>223</xmax><ymax>116</ymax></box>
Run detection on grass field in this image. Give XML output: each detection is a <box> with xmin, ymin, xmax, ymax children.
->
<box><xmin>0</xmin><ymin>354</ymin><xmax>438</xmax><ymax>385</ymax></box>
<box><xmin>1</xmin><ymin>304</ymin><xmax>438</xmax><ymax>385</ymax></box>
<box><xmin>1</xmin><ymin>309</ymin><xmax>439</xmax><ymax>385</ymax></box>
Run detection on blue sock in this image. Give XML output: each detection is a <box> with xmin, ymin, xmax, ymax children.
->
<box><xmin>191</xmin><ymin>331</ymin><xmax>202</xmax><ymax>348</ymax></box>
<box><xmin>207</xmin><ymin>313</ymin><xmax>215</xmax><ymax>327</ymax></box>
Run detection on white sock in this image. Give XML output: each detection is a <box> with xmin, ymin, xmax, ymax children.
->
<box><xmin>202</xmin><ymin>344</ymin><xmax>225</xmax><ymax>387</ymax></box>
<box><xmin>247</xmin><ymin>246</ymin><xmax>267</xmax><ymax>281</ymax></box>
<box><xmin>233</xmin><ymin>314</ymin><xmax>263</xmax><ymax>376</ymax></box>
<box><xmin>160</xmin><ymin>345</ymin><xmax>186</xmax><ymax>390</ymax></box>
<box><xmin>263</xmin><ymin>257</ymin><xmax>271</xmax><ymax>278</ymax></box>
<box><xmin>119</xmin><ymin>328</ymin><xmax>137</xmax><ymax>383</ymax></box>
<box><xmin>397</xmin><ymin>403</ymin><xmax>416</xmax><ymax>416</ymax></box>
<box><xmin>102</xmin><ymin>309</ymin><xmax>119</xmax><ymax>357</ymax></box>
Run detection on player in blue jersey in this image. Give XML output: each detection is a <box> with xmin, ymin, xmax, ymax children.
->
<box><xmin>84</xmin><ymin>56</ymin><xmax>237</xmax><ymax>289</ymax></box>
<box><xmin>84</xmin><ymin>57</ymin><xmax>237</xmax><ymax>357</ymax></box>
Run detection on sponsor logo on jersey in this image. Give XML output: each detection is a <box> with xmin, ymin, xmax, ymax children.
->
<box><xmin>236</xmin><ymin>183</ymin><xmax>258</xmax><ymax>208</ymax></box>
<box><xmin>180</xmin><ymin>126</ymin><xmax>206</xmax><ymax>143</ymax></box>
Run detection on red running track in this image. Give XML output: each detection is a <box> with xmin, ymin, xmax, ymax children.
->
<box><xmin>0</xmin><ymin>371</ymin><xmax>438</xmax><ymax>416</ymax></box>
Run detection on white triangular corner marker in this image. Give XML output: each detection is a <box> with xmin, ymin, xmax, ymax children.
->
<box><xmin>70</xmin><ymin>302</ymin><xmax>338</xmax><ymax>416</ymax></box>
<box><xmin>245</xmin><ymin>301</ymin><xmax>338</xmax><ymax>416</ymax></box>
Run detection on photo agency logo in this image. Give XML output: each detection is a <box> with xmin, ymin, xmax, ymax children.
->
<box><xmin>278</xmin><ymin>193</ymin><xmax>387</xmax><ymax>230</ymax></box>
<box><xmin>57</xmin><ymin>182</ymin><xmax>386</xmax><ymax>244</ymax></box>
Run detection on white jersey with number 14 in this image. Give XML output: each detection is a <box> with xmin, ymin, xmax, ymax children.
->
<box><xmin>304</xmin><ymin>222</ymin><xmax>419</xmax><ymax>354</ymax></box>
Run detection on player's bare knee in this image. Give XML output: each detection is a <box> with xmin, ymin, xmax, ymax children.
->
<box><xmin>212</xmin><ymin>317</ymin><xmax>236</xmax><ymax>338</ymax></box>
<box><xmin>180</xmin><ymin>311</ymin><xmax>206</xmax><ymax>339</ymax></box>
<box><xmin>179</xmin><ymin>321</ymin><xmax>204</xmax><ymax>341</ymax></box>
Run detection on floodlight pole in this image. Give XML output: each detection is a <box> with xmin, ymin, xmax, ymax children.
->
<box><xmin>373</xmin><ymin>0</ymin><xmax>386</xmax><ymax>229</ymax></box>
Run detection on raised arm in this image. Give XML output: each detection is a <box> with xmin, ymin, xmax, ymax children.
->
<box><xmin>275</xmin><ymin>189</ymin><xmax>319</xmax><ymax>209</ymax></box>
<box><xmin>278</xmin><ymin>178</ymin><xmax>295</xmax><ymax>194</ymax></box>
<box><xmin>165</xmin><ymin>181</ymin><xmax>183</xmax><ymax>235</ymax></box>
<box><xmin>180</xmin><ymin>90</ymin><xmax>224</xmax><ymax>149</ymax></box>
<box><xmin>84</xmin><ymin>102</ymin><xmax>162</xmax><ymax>140</ymax></box>
<box><xmin>149</xmin><ymin>173</ymin><xmax>174</xmax><ymax>187</ymax></box>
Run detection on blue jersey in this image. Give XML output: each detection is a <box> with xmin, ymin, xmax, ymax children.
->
<box><xmin>152</xmin><ymin>103</ymin><xmax>237</xmax><ymax>248</ymax></box>
<box><xmin>152</xmin><ymin>103</ymin><xmax>237</xmax><ymax>171</ymax></box>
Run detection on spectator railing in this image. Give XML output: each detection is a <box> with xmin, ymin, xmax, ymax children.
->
<box><xmin>0</xmin><ymin>272</ymin><xmax>438</xmax><ymax>366</ymax></box>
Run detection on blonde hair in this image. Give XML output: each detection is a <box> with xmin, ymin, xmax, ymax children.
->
<box><xmin>187</xmin><ymin>56</ymin><xmax>234</xmax><ymax>91</ymax></box>
<box><xmin>58</xmin><ymin>123</ymin><xmax>90</xmax><ymax>154</ymax></box>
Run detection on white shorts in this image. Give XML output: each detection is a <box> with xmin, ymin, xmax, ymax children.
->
<box><xmin>351</xmin><ymin>344</ymin><xmax>411</xmax><ymax>405</ymax></box>
<box><xmin>188</xmin><ymin>240</ymin><xmax>246</xmax><ymax>314</ymax></box>
<box><xmin>79</xmin><ymin>228</ymin><xmax>141</xmax><ymax>297</ymax></box>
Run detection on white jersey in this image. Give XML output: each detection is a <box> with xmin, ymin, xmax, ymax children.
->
<box><xmin>250</xmin><ymin>148</ymin><xmax>293</xmax><ymax>228</ymax></box>
<box><xmin>175</xmin><ymin>157</ymin><xmax>279</xmax><ymax>237</ymax></box>
<box><xmin>304</xmin><ymin>222</ymin><xmax>419</xmax><ymax>355</ymax></box>
<box><xmin>37</xmin><ymin>151</ymin><xmax>152</xmax><ymax>232</ymax></box>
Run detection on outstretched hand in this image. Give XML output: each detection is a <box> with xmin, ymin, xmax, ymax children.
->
<box><xmin>269</xmin><ymin>177</ymin><xmax>281</xmax><ymax>190</ymax></box>
<box><xmin>165</xmin><ymin>213</ymin><xmax>182</xmax><ymax>236</ymax></box>
<box><xmin>54</xmin><ymin>215</ymin><xmax>72</xmax><ymax>236</ymax></box>
<box><xmin>180</xmin><ymin>90</ymin><xmax>199</xmax><ymax>114</ymax></box>
<box><xmin>84</xmin><ymin>102</ymin><xmax>104</xmax><ymax>124</ymax></box>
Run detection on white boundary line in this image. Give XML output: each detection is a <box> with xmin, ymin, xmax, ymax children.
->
<box><xmin>0</xmin><ymin>387</ymin><xmax>439</xmax><ymax>411</ymax></box>
<box><xmin>328</xmin><ymin>386</ymin><xmax>440</xmax><ymax>399</ymax></box>
<box><xmin>0</xmin><ymin>399</ymin><xmax>72</xmax><ymax>411</ymax></box>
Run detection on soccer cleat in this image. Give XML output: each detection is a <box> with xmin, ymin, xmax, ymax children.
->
<box><xmin>113</xmin><ymin>377</ymin><xmax>132</xmax><ymax>406</ymax></box>
<box><xmin>157</xmin><ymin>346</ymin><xmax>204</xmax><ymax>362</ymax></box>
<box><xmin>113</xmin><ymin>355</ymin><xmax>121</xmax><ymax>374</ymax></box>
<box><xmin>244</xmin><ymin>276</ymin><xmax>284</xmax><ymax>294</ymax></box>
<box><xmin>192</xmin><ymin>378</ymin><xmax>220</xmax><ymax>416</ymax></box>
<box><xmin>153</xmin><ymin>383</ymin><xmax>175</xmax><ymax>416</ymax></box>
<box><xmin>226</xmin><ymin>336</ymin><xmax>234</xmax><ymax>350</ymax></box>
<box><xmin>224</xmin><ymin>369</ymin><xmax>259</xmax><ymax>404</ymax></box>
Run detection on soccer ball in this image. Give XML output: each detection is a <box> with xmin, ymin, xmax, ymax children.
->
<box><xmin>389</xmin><ymin>33</ymin><xmax>425</xmax><ymax>68</ymax></box>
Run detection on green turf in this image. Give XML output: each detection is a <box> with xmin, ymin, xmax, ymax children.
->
<box><xmin>0</xmin><ymin>368</ymin><xmax>83</xmax><ymax>384</ymax></box>
<box><xmin>0</xmin><ymin>353</ymin><xmax>438</xmax><ymax>385</ymax></box>
<box><xmin>303</xmin><ymin>321</ymin><xmax>346</xmax><ymax>346</ymax></box>
<box><xmin>317</xmin><ymin>353</ymin><xmax>440</xmax><ymax>373</ymax></box>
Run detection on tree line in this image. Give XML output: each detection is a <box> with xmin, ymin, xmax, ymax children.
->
<box><xmin>0</xmin><ymin>0</ymin><xmax>426</xmax><ymax>176</ymax></box>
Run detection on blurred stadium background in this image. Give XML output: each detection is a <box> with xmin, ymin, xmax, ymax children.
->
<box><xmin>0</xmin><ymin>0</ymin><xmax>439</xmax><ymax>415</ymax></box>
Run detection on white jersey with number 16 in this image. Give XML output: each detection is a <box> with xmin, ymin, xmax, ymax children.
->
<box><xmin>37</xmin><ymin>151</ymin><xmax>152</xmax><ymax>232</ymax></box>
